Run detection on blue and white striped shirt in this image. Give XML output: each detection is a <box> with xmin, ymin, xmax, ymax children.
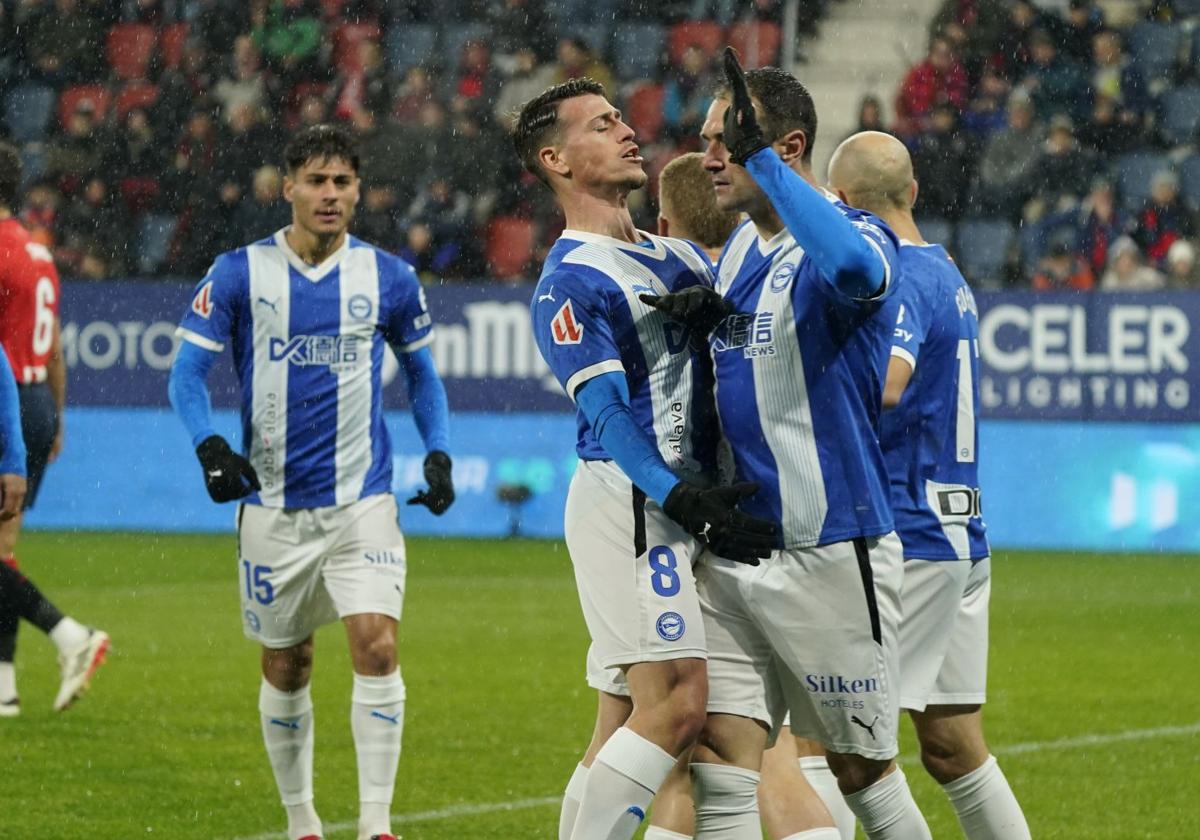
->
<box><xmin>175</xmin><ymin>229</ymin><xmax>433</xmax><ymax>508</ymax></box>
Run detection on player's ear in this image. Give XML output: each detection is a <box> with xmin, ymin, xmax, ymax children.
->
<box><xmin>539</xmin><ymin>144</ymin><xmax>570</xmax><ymax>179</ymax></box>
<box><xmin>909</xmin><ymin>179</ymin><xmax>919</xmax><ymax>209</ymax></box>
<box><xmin>776</xmin><ymin>129</ymin><xmax>807</xmax><ymax>165</ymax></box>
<box><xmin>834</xmin><ymin>188</ymin><xmax>850</xmax><ymax>205</ymax></box>
<box><xmin>658</xmin><ymin>216</ymin><xmax>669</xmax><ymax>237</ymax></box>
<box><xmin>282</xmin><ymin>175</ymin><xmax>294</xmax><ymax>204</ymax></box>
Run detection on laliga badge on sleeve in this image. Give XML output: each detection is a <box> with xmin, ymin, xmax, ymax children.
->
<box><xmin>191</xmin><ymin>280</ymin><xmax>214</xmax><ymax>319</ymax></box>
<box><xmin>551</xmin><ymin>299</ymin><xmax>584</xmax><ymax>345</ymax></box>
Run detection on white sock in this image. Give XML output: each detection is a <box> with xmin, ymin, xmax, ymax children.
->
<box><xmin>351</xmin><ymin>669</ymin><xmax>405</xmax><ymax>840</ymax></box>
<box><xmin>560</xmin><ymin>763</ymin><xmax>589</xmax><ymax>840</ymax></box>
<box><xmin>942</xmin><ymin>755</ymin><xmax>1031</xmax><ymax>840</ymax></box>
<box><xmin>691</xmin><ymin>762</ymin><xmax>761</xmax><ymax>839</ymax></box>
<box><xmin>644</xmin><ymin>828</ymin><xmax>692</xmax><ymax>839</ymax></box>
<box><xmin>0</xmin><ymin>662</ymin><xmax>15</xmax><ymax>700</ymax></box>
<box><xmin>48</xmin><ymin>617</ymin><xmax>89</xmax><ymax>653</ymax></box>
<box><xmin>799</xmin><ymin>756</ymin><xmax>857</xmax><ymax>840</ymax></box>
<box><xmin>570</xmin><ymin>727</ymin><xmax>676</xmax><ymax>840</ymax></box>
<box><xmin>258</xmin><ymin>679</ymin><xmax>321</xmax><ymax>840</ymax></box>
<box><xmin>780</xmin><ymin>831</ymin><xmax>843</xmax><ymax>840</ymax></box>
<box><xmin>843</xmin><ymin>767</ymin><xmax>931</xmax><ymax>840</ymax></box>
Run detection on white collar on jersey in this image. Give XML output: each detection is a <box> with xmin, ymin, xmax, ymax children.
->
<box><xmin>560</xmin><ymin>228</ymin><xmax>668</xmax><ymax>260</ymax></box>
<box><xmin>755</xmin><ymin>225</ymin><xmax>793</xmax><ymax>255</ymax></box>
<box><xmin>899</xmin><ymin>238</ymin><xmax>938</xmax><ymax>248</ymax></box>
<box><xmin>273</xmin><ymin>228</ymin><xmax>350</xmax><ymax>281</ymax></box>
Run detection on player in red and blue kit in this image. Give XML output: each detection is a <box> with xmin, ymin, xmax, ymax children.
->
<box><xmin>0</xmin><ymin>141</ymin><xmax>109</xmax><ymax>717</ymax></box>
<box><xmin>829</xmin><ymin>131</ymin><xmax>1031</xmax><ymax>840</ymax></box>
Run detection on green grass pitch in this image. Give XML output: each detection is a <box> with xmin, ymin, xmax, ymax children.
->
<box><xmin>1</xmin><ymin>533</ymin><xmax>1197</xmax><ymax>839</ymax></box>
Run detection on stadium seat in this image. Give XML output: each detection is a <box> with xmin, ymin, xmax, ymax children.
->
<box><xmin>441</xmin><ymin>23</ymin><xmax>492</xmax><ymax>71</ymax></box>
<box><xmin>1128</xmin><ymin>21</ymin><xmax>1182</xmax><ymax>81</ymax></box>
<box><xmin>486</xmin><ymin>216</ymin><xmax>535</xmax><ymax>280</ymax></box>
<box><xmin>727</xmin><ymin>21</ymin><xmax>782</xmax><ymax>69</ymax></box>
<box><xmin>1113</xmin><ymin>151</ymin><xmax>1171</xmax><ymax>210</ymax></box>
<box><xmin>915</xmin><ymin>216</ymin><xmax>954</xmax><ymax>249</ymax></box>
<box><xmin>1160</xmin><ymin>86</ymin><xmax>1200</xmax><ymax>145</ymax></box>
<box><xmin>668</xmin><ymin>20</ymin><xmax>724</xmax><ymax>65</ymax></box>
<box><xmin>626</xmin><ymin>82</ymin><xmax>665</xmax><ymax>143</ymax></box>
<box><xmin>612</xmin><ymin>22</ymin><xmax>666</xmax><ymax>81</ymax></box>
<box><xmin>384</xmin><ymin>23</ymin><xmax>437</xmax><ymax>75</ymax></box>
<box><xmin>19</xmin><ymin>144</ymin><xmax>46</xmax><ymax>188</ymax></box>
<box><xmin>107</xmin><ymin>23</ymin><xmax>158</xmax><ymax>81</ymax></box>
<box><xmin>1179</xmin><ymin>155</ymin><xmax>1200</xmax><ymax>211</ymax></box>
<box><xmin>57</xmin><ymin>85</ymin><xmax>111</xmax><ymax>128</ymax></box>
<box><xmin>332</xmin><ymin>22</ymin><xmax>382</xmax><ymax>74</ymax></box>
<box><xmin>114</xmin><ymin>82</ymin><xmax>159</xmax><ymax>120</ymax></box>
<box><xmin>5</xmin><ymin>83</ymin><xmax>56</xmax><ymax>144</ymax></box>
<box><xmin>137</xmin><ymin>213</ymin><xmax>178</xmax><ymax>275</ymax></box>
<box><xmin>954</xmin><ymin>219</ymin><xmax>1013</xmax><ymax>286</ymax></box>
<box><xmin>159</xmin><ymin>23</ymin><xmax>189</xmax><ymax>70</ymax></box>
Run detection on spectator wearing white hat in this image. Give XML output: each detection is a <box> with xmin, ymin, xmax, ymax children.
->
<box><xmin>1100</xmin><ymin>235</ymin><xmax>1165</xmax><ymax>291</ymax></box>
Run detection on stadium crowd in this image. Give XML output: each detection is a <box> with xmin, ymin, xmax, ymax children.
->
<box><xmin>0</xmin><ymin>0</ymin><xmax>1197</xmax><ymax>289</ymax></box>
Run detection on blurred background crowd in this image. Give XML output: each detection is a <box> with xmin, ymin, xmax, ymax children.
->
<box><xmin>0</xmin><ymin>0</ymin><xmax>1198</xmax><ymax>290</ymax></box>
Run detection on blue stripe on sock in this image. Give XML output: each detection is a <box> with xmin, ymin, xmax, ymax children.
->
<box><xmin>626</xmin><ymin>805</ymin><xmax>646</xmax><ymax>822</ymax></box>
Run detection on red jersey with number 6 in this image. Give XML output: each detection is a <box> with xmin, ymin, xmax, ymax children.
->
<box><xmin>0</xmin><ymin>217</ymin><xmax>60</xmax><ymax>384</ymax></box>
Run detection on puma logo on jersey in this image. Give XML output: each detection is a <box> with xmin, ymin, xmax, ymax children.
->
<box><xmin>256</xmin><ymin>296</ymin><xmax>280</xmax><ymax>314</ymax></box>
<box><xmin>537</xmin><ymin>286</ymin><xmax>556</xmax><ymax>303</ymax></box>
<box><xmin>191</xmin><ymin>281</ymin><xmax>214</xmax><ymax>318</ymax></box>
<box><xmin>850</xmin><ymin>714</ymin><xmax>879</xmax><ymax>740</ymax></box>
<box><xmin>551</xmin><ymin>300</ymin><xmax>583</xmax><ymax>345</ymax></box>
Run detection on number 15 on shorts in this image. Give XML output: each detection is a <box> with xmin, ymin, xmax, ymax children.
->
<box><xmin>241</xmin><ymin>560</ymin><xmax>275</xmax><ymax>605</ymax></box>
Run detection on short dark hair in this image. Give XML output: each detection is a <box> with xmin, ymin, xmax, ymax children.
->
<box><xmin>0</xmin><ymin>142</ymin><xmax>21</xmax><ymax>210</ymax></box>
<box><xmin>717</xmin><ymin>67</ymin><xmax>818</xmax><ymax>164</ymax></box>
<box><xmin>284</xmin><ymin>124</ymin><xmax>360</xmax><ymax>174</ymax></box>
<box><xmin>513</xmin><ymin>77</ymin><xmax>607</xmax><ymax>185</ymax></box>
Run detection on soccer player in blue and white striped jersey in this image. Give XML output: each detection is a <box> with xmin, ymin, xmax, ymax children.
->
<box><xmin>168</xmin><ymin>125</ymin><xmax>453</xmax><ymax>840</ymax></box>
<box><xmin>646</xmin><ymin>51</ymin><xmax>932</xmax><ymax>839</ymax></box>
<box><xmin>514</xmin><ymin>78</ymin><xmax>775</xmax><ymax>840</ymax></box>
<box><xmin>829</xmin><ymin>131</ymin><xmax>1031</xmax><ymax>840</ymax></box>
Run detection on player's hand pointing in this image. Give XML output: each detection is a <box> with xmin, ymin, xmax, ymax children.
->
<box><xmin>721</xmin><ymin>47</ymin><xmax>769</xmax><ymax>166</ymax></box>
<box><xmin>196</xmin><ymin>435</ymin><xmax>261</xmax><ymax>503</ymax></box>
<box><xmin>663</xmin><ymin>481</ymin><xmax>777</xmax><ymax>565</ymax></box>
<box><xmin>407</xmin><ymin>450</ymin><xmax>455</xmax><ymax>515</ymax></box>
<box><xmin>639</xmin><ymin>287</ymin><xmax>733</xmax><ymax>337</ymax></box>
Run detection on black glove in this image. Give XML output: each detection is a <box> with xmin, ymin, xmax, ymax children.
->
<box><xmin>721</xmin><ymin>47</ymin><xmax>770</xmax><ymax>166</ymax></box>
<box><xmin>663</xmin><ymin>481</ymin><xmax>777</xmax><ymax>565</ymax></box>
<box><xmin>639</xmin><ymin>286</ymin><xmax>733</xmax><ymax>337</ymax></box>
<box><xmin>407</xmin><ymin>450</ymin><xmax>455</xmax><ymax>515</ymax></box>
<box><xmin>196</xmin><ymin>435</ymin><xmax>260</xmax><ymax>503</ymax></box>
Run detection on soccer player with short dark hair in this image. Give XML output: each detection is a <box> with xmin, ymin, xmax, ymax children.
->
<box><xmin>0</xmin><ymin>141</ymin><xmax>109</xmax><ymax>717</ymax></box>
<box><xmin>515</xmin><ymin>79</ymin><xmax>774</xmax><ymax>840</ymax></box>
<box><xmin>646</xmin><ymin>50</ymin><xmax>932</xmax><ymax>838</ymax></box>
<box><xmin>168</xmin><ymin>124</ymin><xmax>454</xmax><ymax>840</ymax></box>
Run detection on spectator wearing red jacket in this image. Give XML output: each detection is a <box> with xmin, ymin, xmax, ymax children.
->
<box><xmin>895</xmin><ymin>36</ymin><xmax>968</xmax><ymax>138</ymax></box>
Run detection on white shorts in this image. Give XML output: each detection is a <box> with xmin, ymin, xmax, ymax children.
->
<box><xmin>899</xmin><ymin>556</ymin><xmax>990</xmax><ymax>712</ymax></box>
<box><xmin>698</xmin><ymin>533</ymin><xmax>904</xmax><ymax>761</ymax></box>
<box><xmin>237</xmin><ymin>494</ymin><xmax>407</xmax><ymax>648</ymax></box>
<box><xmin>585</xmin><ymin>643</ymin><xmax>630</xmax><ymax>696</ymax></box>
<box><xmin>565</xmin><ymin>459</ymin><xmax>706</xmax><ymax>671</ymax></box>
